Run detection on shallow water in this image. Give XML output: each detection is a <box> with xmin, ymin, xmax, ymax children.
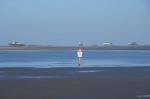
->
<box><xmin>0</xmin><ymin>75</ymin><xmax>69</xmax><ymax>80</ymax></box>
<box><xmin>0</xmin><ymin>50</ymin><xmax>150</xmax><ymax>68</ymax></box>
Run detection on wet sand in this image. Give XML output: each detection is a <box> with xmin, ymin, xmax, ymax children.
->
<box><xmin>0</xmin><ymin>67</ymin><xmax>150</xmax><ymax>99</ymax></box>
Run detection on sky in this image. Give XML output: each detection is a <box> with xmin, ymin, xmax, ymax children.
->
<box><xmin>0</xmin><ymin>0</ymin><xmax>150</xmax><ymax>46</ymax></box>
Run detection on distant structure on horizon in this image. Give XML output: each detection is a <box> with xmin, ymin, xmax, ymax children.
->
<box><xmin>78</xmin><ymin>42</ymin><xmax>84</xmax><ymax>47</ymax></box>
<box><xmin>128</xmin><ymin>42</ymin><xmax>138</xmax><ymax>46</ymax></box>
<box><xmin>9</xmin><ymin>42</ymin><xmax>25</xmax><ymax>47</ymax></box>
<box><xmin>102</xmin><ymin>42</ymin><xmax>113</xmax><ymax>46</ymax></box>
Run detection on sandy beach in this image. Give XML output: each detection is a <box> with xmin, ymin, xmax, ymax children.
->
<box><xmin>1</xmin><ymin>0</ymin><xmax>150</xmax><ymax>99</ymax></box>
<box><xmin>0</xmin><ymin>67</ymin><xmax>150</xmax><ymax>99</ymax></box>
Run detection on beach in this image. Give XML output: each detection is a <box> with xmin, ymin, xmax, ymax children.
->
<box><xmin>0</xmin><ymin>67</ymin><xmax>150</xmax><ymax>99</ymax></box>
<box><xmin>1</xmin><ymin>45</ymin><xmax>150</xmax><ymax>51</ymax></box>
<box><xmin>1</xmin><ymin>0</ymin><xmax>150</xmax><ymax>99</ymax></box>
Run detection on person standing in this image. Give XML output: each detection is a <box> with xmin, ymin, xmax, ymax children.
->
<box><xmin>77</xmin><ymin>48</ymin><xmax>83</xmax><ymax>67</ymax></box>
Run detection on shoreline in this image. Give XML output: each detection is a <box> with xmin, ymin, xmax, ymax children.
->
<box><xmin>1</xmin><ymin>45</ymin><xmax>150</xmax><ymax>51</ymax></box>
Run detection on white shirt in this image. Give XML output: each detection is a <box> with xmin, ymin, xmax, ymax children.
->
<box><xmin>77</xmin><ymin>51</ymin><xmax>83</xmax><ymax>58</ymax></box>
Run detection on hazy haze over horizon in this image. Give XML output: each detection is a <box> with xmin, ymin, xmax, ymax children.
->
<box><xmin>0</xmin><ymin>0</ymin><xmax>150</xmax><ymax>46</ymax></box>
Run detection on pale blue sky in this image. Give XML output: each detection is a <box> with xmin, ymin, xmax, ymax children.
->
<box><xmin>0</xmin><ymin>0</ymin><xmax>150</xmax><ymax>45</ymax></box>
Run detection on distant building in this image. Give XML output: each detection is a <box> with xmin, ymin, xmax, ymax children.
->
<box><xmin>78</xmin><ymin>42</ymin><xmax>84</xmax><ymax>47</ymax></box>
<box><xmin>128</xmin><ymin>42</ymin><xmax>138</xmax><ymax>46</ymax></box>
<box><xmin>103</xmin><ymin>42</ymin><xmax>113</xmax><ymax>46</ymax></box>
<box><xmin>9</xmin><ymin>42</ymin><xmax>25</xmax><ymax>47</ymax></box>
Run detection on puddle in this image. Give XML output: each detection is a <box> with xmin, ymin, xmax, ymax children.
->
<box><xmin>0</xmin><ymin>75</ymin><xmax>70</xmax><ymax>80</ymax></box>
<box><xmin>75</xmin><ymin>70</ymin><xmax>106</xmax><ymax>73</ymax></box>
<box><xmin>137</xmin><ymin>95</ymin><xmax>150</xmax><ymax>98</ymax></box>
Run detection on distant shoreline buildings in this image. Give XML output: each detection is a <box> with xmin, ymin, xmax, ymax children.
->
<box><xmin>102</xmin><ymin>42</ymin><xmax>113</xmax><ymax>46</ymax></box>
<box><xmin>7</xmin><ymin>41</ymin><xmax>146</xmax><ymax>47</ymax></box>
<box><xmin>9</xmin><ymin>42</ymin><xmax>25</xmax><ymax>47</ymax></box>
<box><xmin>0</xmin><ymin>41</ymin><xmax>148</xmax><ymax>50</ymax></box>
